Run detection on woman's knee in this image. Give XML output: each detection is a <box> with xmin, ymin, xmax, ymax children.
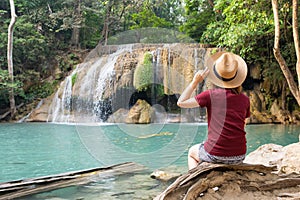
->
<box><xmin>188</xmin><ymin>144</ymin><xmax>200</xmax><ymax>158</ymax></box>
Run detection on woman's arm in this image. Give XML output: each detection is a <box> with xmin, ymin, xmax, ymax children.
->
<box><xmin>177</xmin><ymin>68</ymin><xmax>209</xmax><ymax>108</ymax></box>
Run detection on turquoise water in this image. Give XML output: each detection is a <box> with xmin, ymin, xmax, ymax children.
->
<box><xmin>0</xmin><ymin>123</ymin><xmax>299</xmax><ymax>199</ymax></box>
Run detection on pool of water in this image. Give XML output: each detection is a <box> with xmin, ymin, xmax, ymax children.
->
<box><xmin>0</xmin><ymin>123</ymin><xmax>299</xmax><ymax>199</ymax></box>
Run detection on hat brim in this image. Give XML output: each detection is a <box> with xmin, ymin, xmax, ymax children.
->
<box><xmin>206</xmin><ymin>51</ymin><xmax>247</xmax><ymax>88</ymax></box>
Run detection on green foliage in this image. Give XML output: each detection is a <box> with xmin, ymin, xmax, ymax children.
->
<box><xmin>81</xmin><ymin>8</ymin><xmax>102</xmax><ymax>48</ymax></box>
<box><xmin>130</xmin><ymin>1</ymin><xmax>172</xmax><ymax>29</ymax></box>
<box><xmin>180</xmin><ymin>0</ymin><xmax>215</xmax><ymax>42</ymax></box>
<box><xmin>0</xmin><ymin>69</ymin><xmax>24</xmax><ymax>108</ymax></box>
<box><xmin>14</xmin><ymin>17</ymin><xmax>49</xmax><ymax>70</ymax></box>
<box><xmin>57</xmin><ymin>53</ymin><xmax>80</xmax><ymax>76</ymax></box>
<box><xmin>134</xmin><ymin>52</ymin><xmax>153</xmax><ymax>91</ymax></box>
<box><xmin>0</xmin><ymin>69</ymin><xmax>23</xmax><ymax>93</ymax></box>
<box><xmin>25</xmin><ymin>81</ymin><xmax>55</xmax><ymax>101</ymax></box>
<box><xmin>71</xmin><ymin>72</ymin><xmax>77</xmax><ymax>87</ymax></box>
<box><xmin>201</xmin><ymin>0</ymin><xmax>273</xmax><ymax>57</ymax></box>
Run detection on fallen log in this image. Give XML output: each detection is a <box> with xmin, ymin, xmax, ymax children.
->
<box><xmin>0</xmin><ymin>162</ymin><xmax>146</xmax><ymax>200</ymax></box>
<box><xmin>155</xmin><ymin>162</ymin><xmax>300</xmax><ymax>200</ymax></box>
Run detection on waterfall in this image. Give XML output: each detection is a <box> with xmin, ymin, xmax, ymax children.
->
<box><xmin>92</xmin><ymin>44</ymin><xmax>134</xmax><ymax>122</ymax></box>
<box><xmin>48</xmin><ymin>69</ymin><xmax>77</xmax><ymax>123</ymax></box>
<box><xmin>44</xmin><ymin>43</ymin><xmax>211</xmax><ymax>123</ymax></box>
<box><xmin>47</xmin><ymin>44</ymin><xmax>134</xmax><ymax>123</ymax></box>
<box><xmin>152</xmin><ymin>48</ymin><xmax>161</xmax><ymax>105</ymax></box>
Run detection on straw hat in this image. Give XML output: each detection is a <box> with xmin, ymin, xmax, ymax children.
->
<box><xmin>206</xmin><ymin>51</ymin><xmax>247</xmax><ymax>88</ymax></box>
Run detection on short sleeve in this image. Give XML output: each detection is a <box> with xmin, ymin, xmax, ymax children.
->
<box><xmin>246</xmin><ymin>98</ymin><xmax>251</xmax><ymax>118</ymax></box>
<box><xmin>195</xmin><ymin>90</ymin><xmax>211</xmax><ymax>107</ymax></box>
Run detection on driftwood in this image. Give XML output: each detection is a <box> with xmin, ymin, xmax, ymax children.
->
<box><xmin>0</xmin><ymin>162</ymin><xmax>146</xmax><ymax>200</ymax></box>
<box><xmin>155</xmin><ymin>162</ymin><xmax>300</xmax><ymax>200</ymax></box>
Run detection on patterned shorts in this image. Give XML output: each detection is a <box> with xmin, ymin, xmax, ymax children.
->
<box><xmin>198</xmin><ymin>143</ymin><xmax>245</xmax><ymax>164</ymax></box>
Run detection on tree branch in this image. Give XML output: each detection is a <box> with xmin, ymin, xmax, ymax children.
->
<box><xmin>292</xmin><ymin>0</ymin><xmax>300</xmax><ymax>90</ymax></box>
<box><xmin>272</xmin><ymin>0</ymin><xmax>300</xmax><ymax>105</ymax></box>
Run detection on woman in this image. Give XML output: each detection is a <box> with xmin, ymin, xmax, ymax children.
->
<box><xmin>177</xmin><ymin>52</ymin><xmax>250</xmax><ymax>170</ymax></box>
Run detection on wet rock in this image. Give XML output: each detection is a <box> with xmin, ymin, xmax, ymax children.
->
<box><xmin>106</xmin><ymin>108</ymin><xmax>128</xmax><ymax>123</ymax></box>
<box><xmin>126</xmin><ymin>99</ymin><xmax>153</xmax><ymax>124</ymax></box>
<box><xmin>26</xmin><ymin>95</ymin><xmax>54</xmax><ymax>122</ymax></box>
<box><xmin>150</xmin><ymin>170</ymin><xmax>181</xmax><ymax>182</ymax></box>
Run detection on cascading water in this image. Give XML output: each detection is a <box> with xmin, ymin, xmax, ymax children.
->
<box><xmin>92</xmin><ymin>45</ymin><xmax>134</xmax><ymax>121</ymax></box>
<box><xmin>45</xmin><ymin>43</ymin><xmax>211</xmax><ymax>123</ymax></box>
<box><xmin>48</xmin><ymin>44</ymin><xmax>135</xmax><ymax>123</ymax></box>
<box><xmin>48</xmin><ymin>69</ymin><xmax>77</xmax><ymax>123</ymax></box>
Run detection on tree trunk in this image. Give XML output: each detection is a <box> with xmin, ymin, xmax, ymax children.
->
<box><xmin>101</xmin><ymin>0</ymin><xmax>114</xmax><ymax>46</ymax></box>
<box><xmin>71</xmin><ymin>0</ymin><xmax>81</xmax><ymax>48</ymax></box>
<box><xmin>155</xmin><ymin>162</ymin><xmax>300</xmax><ymax>200</ymax></box>
<box><xmin>292</xmin><ymin>0</ymin><xmax>300</xmax><ymax>89</ymax></box>
<box><xmin>271</xmin><ymin>0</ymin><xmax>300</xmax><ymax>106</ymax></box>
<box><xmin>7</xmin><ymin>0</ymin><xmax>17</xmax><ymax>119</ymax></box>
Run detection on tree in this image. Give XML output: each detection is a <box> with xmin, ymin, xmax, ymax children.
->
<box><xmin>180</xmin><ymin>0</ymin><xmax>215</xmax><ymax>42</ymax></box>
<box><xmin>7</xmin><ymin>0</ymin><xmax>17</xmax><ymax>119</ymax></box>
<box><xmin>272</xmin><ymin>0</ymin><xmax>300</xmax><ymax>106</ymax></box>
<box><xmin>201</xmin><ymin>0</ymin><xmax>273</xmax><ymax>56</ymax></box>
<box><xmin>70</xmin><ymin>0</ymin><xmax>82</xmax><ymax>48</ymax></box>
<box><xmin>130</xmin><ymin>0</ymin><xmax>173</xmax><ymax>29</ymax></box>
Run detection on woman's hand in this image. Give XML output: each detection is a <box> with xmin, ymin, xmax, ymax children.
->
<box><xmin>177</xmin><ymin>67</ymin><xmax>210</xmax><ymax>108</ymax></box>
<box><xmin>191</xmin><ymin>67</ymin><xmax>209</xmax><ymax>88</ymax></box>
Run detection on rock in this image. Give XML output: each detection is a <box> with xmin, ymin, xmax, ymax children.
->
<box><xmin>249</xmin><ymin>110</ymin><xmax>274</xmax><ymax>124</ymax></box>
<box><xmin>106</xmin><ymin>108</ymin><xmax>129</xmax><ymax>123</ymax></box>
<box><xmin>150</xmin><ymin>170</ymin><xmax>180</xmax><ymax>182</ymax></box>
<box><xmin>244</xmin><ymin>143</ymin><xmax>284</xmax><ymax>167</ymax></box>
<box><xmin>244</xmin><ymin>142</ymin><xmax>300</xmax><ymax>175</ymax></box>
<box><xmin>279</xmin><ymin>142</ymin><xmax>300</xmax><ymax>174</ymax></box>
<box><xmin>26</xmin><ymin>95</ymin><xmax>54</xmax><ymax>122</ymax></box>
<box><xmin>270</xmin><ymin>100</ymin><xmax>292</xmax><ymax>124</ymax></box>
<box><xmin>249</xmin><ymin>64</ymin><xmax>261</xmax><ymax>79</ymax></box>
<box><xmin>125</xmin><ymin>99</ymin><xmax>153</xmax><ymax>124</ymax></box>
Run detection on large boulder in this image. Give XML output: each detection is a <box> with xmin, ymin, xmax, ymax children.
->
<box><xmin>125</xmin><ymin>99</ymin><xmax>153</xmax><ymax>124</ymax></box>
<box><xmin>244</xmin><ymin>137</ymin><xmax>300</xmax><ymax>175</ymax></box>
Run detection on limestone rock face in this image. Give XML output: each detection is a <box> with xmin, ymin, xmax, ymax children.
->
<box><xmin>26</xmin><ymin>95</ymin><xmax>54</xmax><ymax>122</ymax></box>
<box><xmin>244</xmin><ymin>139</ymin><xmax>300</xmax><ymax>175</ymax></box>
<box><xmin>126</xmin><ymin>99</ymin><xmax>153</xmax><ymax>124</ymax></box>
<box><xmin>25</xmin><ymin>43</ymin><xmax>300</xmax><ymax>124</ymax></box>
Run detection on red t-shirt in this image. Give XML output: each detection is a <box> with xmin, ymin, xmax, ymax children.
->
<box><xmin>195</xmin><ymin>88</ymin><xmax>250</xmax><ymax>156</ymax></box>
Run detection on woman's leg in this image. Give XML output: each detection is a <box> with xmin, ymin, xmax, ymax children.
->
<box><xmin>188</xmin><ymin>144</ymin><xmax>201</xmax><ymax>170</ymax></box>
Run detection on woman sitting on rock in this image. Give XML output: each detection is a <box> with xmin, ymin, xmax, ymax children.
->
<box><xmin>177</xmin><ymin>52</ymin><xmax>250</xmax><ymax>170</ymax></box>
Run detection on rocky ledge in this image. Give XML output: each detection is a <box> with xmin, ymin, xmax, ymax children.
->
<box><xmin>154</xmin><ymin>135</ymin><xmax>300</xmax><ymax>200</ymax></box>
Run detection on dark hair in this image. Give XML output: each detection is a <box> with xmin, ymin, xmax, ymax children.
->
<box><xmin>230</xmin><ymin>85</ymin><xmax>242</xmax><ymax>94</ymax></box>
